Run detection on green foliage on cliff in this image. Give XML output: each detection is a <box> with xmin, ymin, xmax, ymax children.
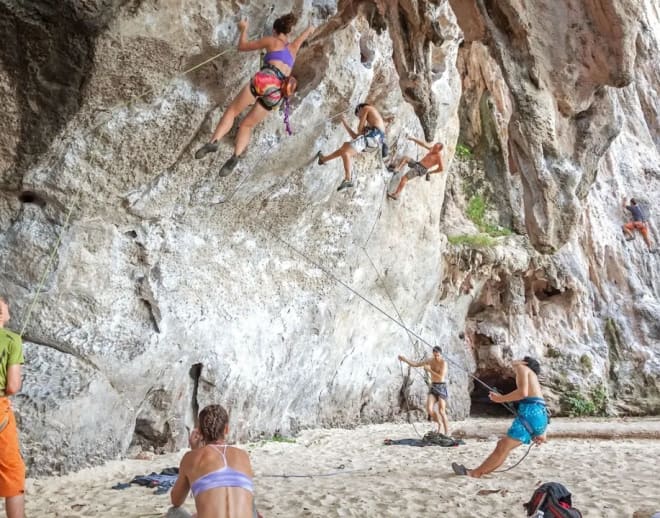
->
<box><xmin>269</xmin><ymin>433</ymin><xmax>296</xmax><ymax>443</ymax></box>
<box><xmin>447</xmin><ymin>234</ymin><xmax>496</xmax><ymax>247</ymax></box>
<box><xmin>591</xmin><ymin>383</ymin><xmax>608</xmax><ymax>414</ymax></box>
<box><xmin>561</xmin><ymin>390</ymin><xmax>596</xmax><ymax>416</ymax></box>
<box><xmin>455</xmin><ymin>143</ymin><xmax>474</xmax><ymax>159</ymax></box>
<box><xmin>466</xmin><ymin>195</ymin><xmax>512</xmax><ymax>238</ymax></box>
<box><xmin>545</xmin><ymin>345</ymin><xmax>563</xmax><ymax>358</ymax></box>
<box><xmin>579</xmin><ymin>354</ymin><xmax>593</xmax><ymax>373</ymax></box>
<box><xmin>467</xmin><ymin>195</ymin><xmax>486</xmax><ymax>224</ymax></box>
<box><xmin>561</xmin><ymin>384</ymin><xmax>609</xmax><ymax>416</ymax></box>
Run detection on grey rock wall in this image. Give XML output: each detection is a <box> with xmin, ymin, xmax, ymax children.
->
<box><xmin>0</xmin><ymin>0</ymin><xmax>657</xmax><ymax>475</ymax></box>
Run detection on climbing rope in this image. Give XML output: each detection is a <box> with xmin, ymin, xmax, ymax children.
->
<box><xmin>259</xmin><ymin>466</ymin><xmax>381</xmax><ymax>479</ymax></box>
<box><xmin>18</xmin><ymin>47</ymin><xmax>234</xmax><ymax>336</ymax></box>
<box><xmin>362</xmin><ymin>248</ymin><xmax>425</xmax><ymax>438</ymax></box>
<box><xmin>264</xmin><ymin>225</ymin><xmax>514</xmax><ymax>408</ymax></box>
<box><xmin>494</xmin><ymin>442</ymin><xmax>535</xmax><ymax>473</ymax></box>
<box><xmin>19</xmin><ymin>204</ymin><xmax>76</xmax><ymax>336</ymax></box>
<box><xmin>262</xmin><ymin>225</ymin><xmax>541</xmax><ymax>472</ymax></box>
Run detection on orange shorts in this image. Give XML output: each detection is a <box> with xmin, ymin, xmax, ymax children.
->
<box><xmin>0</xmin><ymin>398</ymin><xmax>25</xmax><ymax>498</ymax></box>
<box><xmin>624</xmin><ymin>221</ymin><xmax>649</xmax><ymax>238</ymax></box>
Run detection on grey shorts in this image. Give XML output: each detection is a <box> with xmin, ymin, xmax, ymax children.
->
<box><xmin>405</xmin><ymin>161</ymin><xmax>427</xmax><ymax>180</ymax></box>
<box><xmin>429</xmin><ymin>382</ymin><xmax>448</xmax><ymax>401</ymax></box>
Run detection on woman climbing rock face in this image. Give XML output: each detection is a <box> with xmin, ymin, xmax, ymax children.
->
<box><xmin>194</xmin><ymin>14</ymin><xmax>315</xmax><ymax>176</ymax></box>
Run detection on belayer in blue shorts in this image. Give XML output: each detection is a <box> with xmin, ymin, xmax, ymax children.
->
<box><xmin>452</xmin><ymin>356</ymin><xmax>549</xmax><ymax>477</ymax></box>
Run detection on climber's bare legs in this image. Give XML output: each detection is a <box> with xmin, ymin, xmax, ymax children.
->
<box><xmin>319</xmin><ymin>142</ymin><xmax>357</xmax><ymax>181</ymax></box>
<box><xmin>235</xmin><ymin>102</ymin><xmax>270</xmax><ymax>157</ymax></box>
<box><xmin>210</xmin><ymin>84</ymin><xmax>256</xmax><ymax>143</ymax></box>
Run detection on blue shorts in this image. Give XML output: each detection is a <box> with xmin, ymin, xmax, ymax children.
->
<box><xmin>507</xmin><ymin>398</ymin><xmax>548</xmax><ymax>444</ymax></box>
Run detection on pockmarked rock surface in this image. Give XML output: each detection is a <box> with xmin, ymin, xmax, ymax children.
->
<box><xmin>0</xmin><ymin>0</ymin><xmax>658</xmax><ymax>474</ymax></box>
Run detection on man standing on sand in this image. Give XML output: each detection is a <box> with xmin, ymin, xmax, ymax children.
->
<box><xmin>0</xmin><ymin>296</ymin><xmax>25</xmax><ymax>518</ymax></box>
<box><xmin>452</xmin><ymin>356</ymin><xmax>548</xmax><ymax>478</ymax></box>
<box><xmin>398</xmin><ymin>346</ymin><xmax>450</xmax><ymax>435</ymax></box>
<box><xmin>386</xmin><ymin>136</ymin><xmax>444</xmax><ymax>201</ymax></box>
<box><xmin>317</xmin><ymin>103</ymin><xmax>387</xmax><ymax>192</ymax></box>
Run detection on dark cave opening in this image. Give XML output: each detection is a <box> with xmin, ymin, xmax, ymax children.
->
<box><xmin>18</xmin><ymin>190</ymin><xmax>46</xmax><ymax>206</ymax></box>
<box><xmin>470</xmin><ymin>373</ymin><xmax>517</xmax><ymax>417</ymax></box>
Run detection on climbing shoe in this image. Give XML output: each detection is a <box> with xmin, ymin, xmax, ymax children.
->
<box><xmin>387</xmin><ymin>192</ymin><xmax>398</xmax><ymax>201</ymax></box>
<box><xmin>426</xmin><ymin>172</ymin><xmax>431</xmax><ymax>181</ymax></box>
<box><xmin>316</xmin><ymin>151</ymin><xmax>325</xmax><ymax>166</ymax></box>
<box><xmin>219</xmin><ymin>154</ymin><xmax>239</xmax><ymax>177</ymax></box>
<box><xmin>387</xmin><ymin>164</ymin><xmax>397</xmax><ymax>173</ymax></box>
<box><xmin>194</xmin><ymin>142</ymin><xmax>219</xmax><ymax>160</ymax></box>
<box><xmin>337</xmin><ymin>180</ymin><xmax>354</xmax><ymax>191</ymax></box>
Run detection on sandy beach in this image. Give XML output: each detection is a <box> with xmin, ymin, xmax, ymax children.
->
<box><xmin>7</xmin><ymin>418</ymin><xmax>660</xmax><ymax>517</ymax></box>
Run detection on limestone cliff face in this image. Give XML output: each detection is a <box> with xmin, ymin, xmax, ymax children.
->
<box><xmin>0</xmin><ymin>0</ymin><xmax>657</xmax><ymax>475</ymax></box>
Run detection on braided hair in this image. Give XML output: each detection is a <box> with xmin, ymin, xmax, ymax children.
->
<box><xmin>198</xmin><ymin>404</ymin><xmax>229</xmax><ymax>444</ymax></box>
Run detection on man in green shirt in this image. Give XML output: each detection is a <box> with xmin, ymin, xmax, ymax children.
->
<box><xmin>0</xmin><ymin>296</ymin><xmax>25</xmax><ymax>518</ymax></box>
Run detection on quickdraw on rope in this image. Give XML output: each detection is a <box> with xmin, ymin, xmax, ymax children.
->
<box><xmin>283</xmin><ymin>97</ymin><xmax>293</xmax><ymax>136</ymax></box>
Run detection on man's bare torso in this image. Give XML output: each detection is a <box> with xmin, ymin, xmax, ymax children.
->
<box><xmin>520</xmin><ymin>365</ymin><xmax>543</xmax><ymax>398</ymax></box>
<box><xmin>419</xmin><ymin>148</ymin><xmax>442</xmax><ymax>170</ymax></box>
<box><xmin>363</xmin><ymin>106</ymin><xmax>385</xmax><ymax>132</ymax></box>
<box><xmin>428</xmin><ymin>358</ymin><xmax>447</xmax><ymax>383</ymax></box>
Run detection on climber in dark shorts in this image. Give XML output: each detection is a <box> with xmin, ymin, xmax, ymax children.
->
<box><xmin>622</xmin><ymin>197</ymin><xmax>654</xmax><ymax>250</ymax></box>
<box><xmin>387</xmin><ymin>136</ymin><xmax>444</xmax><ymax>201</ymax></box>
<box><xmin>317</xmin><ymin>103</ymin><xmax>387</xmax><ymax>192</ymax></box>
<box><xmin>398</xmin><ymin>346</ymin><xmax>449</xmax><ymax>435</ymax></box>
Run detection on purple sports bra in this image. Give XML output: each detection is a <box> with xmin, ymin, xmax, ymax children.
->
<box><xmin>264</xmin><ymin>44</ymin><xmax>294</xmax><ymax>68</ymax></box>
<box><xmin>190</xmin><ymin>445</ymin><xmax>254</xmax><ymax>497</ymax></box>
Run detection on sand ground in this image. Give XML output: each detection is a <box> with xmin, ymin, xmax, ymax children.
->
<box><xmin>4</xmin><ymin>418</ymin><xmax>660</xmax><ymax>517</ymax></box>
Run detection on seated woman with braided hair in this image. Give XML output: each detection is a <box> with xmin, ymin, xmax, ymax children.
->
<box><xmin>169</xmin><ymin>404</ymin><xmax>260</xmax><ymax>518</ymax></box>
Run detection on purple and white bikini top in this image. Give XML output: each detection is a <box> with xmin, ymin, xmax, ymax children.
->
<box><xmin>264</xmin><ymin>44</ymin><xmax>295</xmax><ymax>68</ymax></box>
<box><xmin>190</xmin><ymin>444</ymin><xmax>254</xmax><ymax>497</ymax></box>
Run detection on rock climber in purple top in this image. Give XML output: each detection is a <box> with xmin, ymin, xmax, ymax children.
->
<box><xmin>194</xmin><ymin>14</ymin><xmax>314</xmax><ymax>176</ymax></box>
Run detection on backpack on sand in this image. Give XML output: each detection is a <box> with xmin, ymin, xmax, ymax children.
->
<box><xmin>523</xmin><ymin>482</ymin><xmax>583</xmax><ymax>518</ymax></box>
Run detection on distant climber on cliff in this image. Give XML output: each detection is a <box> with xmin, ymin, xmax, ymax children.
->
<box><xmin>316</xmin><ymin>103</ymin><xmax>388</xmax><ymax>191</ymax></box>
<box><xmin>194</xmin><ymin>14</ymin><xmax>314</xmax><ymax>176</ymax></box>
<box><xmin>398</xmin><ymin>346</ymin><xmax>450</xmax><ymax>435</ymax></box>
<box><xmin>452</xmin><ymin>357</ymin><xmax>549</xmax><ymax>478</ymax></box>
<box><xmin>386</xmin><ymin>136</ymin><xmax>444</xmax><ymax>201</ymax></box>
<box><xmin>622</xmin><ymin>197</ymin><xmax>654</xmax><ymax>251</ymax></box>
